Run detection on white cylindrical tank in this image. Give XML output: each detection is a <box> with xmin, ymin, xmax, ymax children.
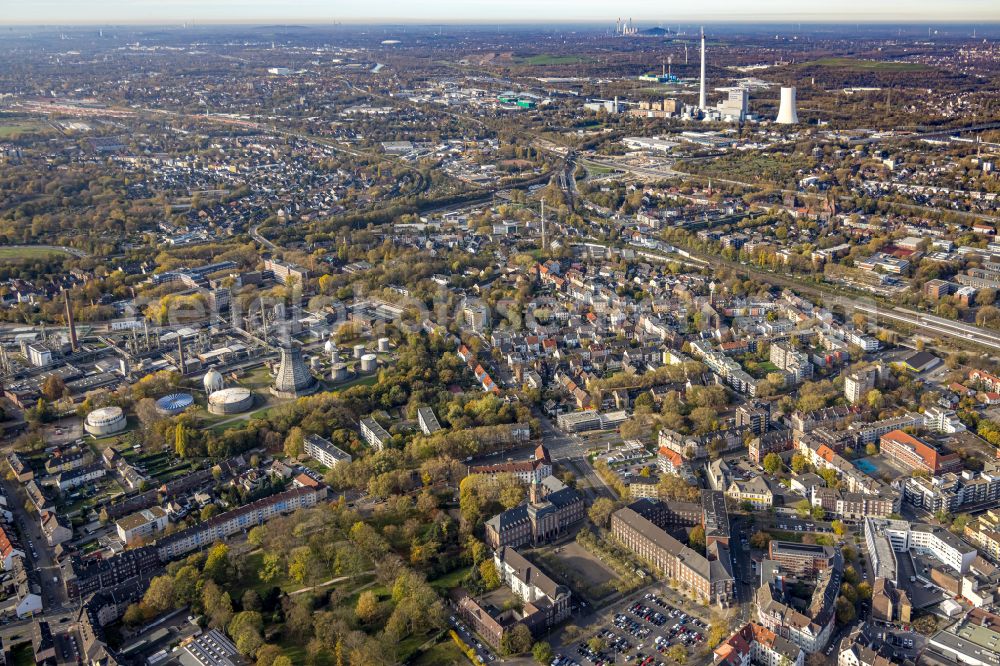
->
<box><xmin>353</xmin><ymin>344</ymin><xmax>365</xmax><ymax>359</ymax></box>
<box><xmin>331</xmin><ymin>362</ymin><xmax>348</xmax><ymax>381</ymax></box>
<box><xmin>208</xmin><ymin>387</ymin><xmax>254</xmax><ymax>415</ymax></box>
<box><xmin>776</xmin><ymin>86</ymin><xmax>798</xmax><ymax>124</ymax></box>
<box><xmin>377</xmin><ymin>337</ymin><xmax>390</xmax><ymax>353</ymax></box>
<box><xmin>309</xmin><ymin>355</ymin><xmax>321</xmax><ymax>370</ymax></box>
<box><xmin>85</xmin><ymin>406</ymin><xmax>127</xmax><ymax>436</ymax></box>
<box><xmin>203</xmin><ymin>369</ymin><xmax>224</xmax><ymax>395</ymax></box>
<box><xmin>360</xmin><ymin>353</ymin><xmax>377</xmax><ymax>373</ymax></box>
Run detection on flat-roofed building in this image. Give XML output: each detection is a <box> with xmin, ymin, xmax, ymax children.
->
<box><xmin>116</xmin><ymin>507</ymin><xmax>168</xmax><ymax>545</ymax></box>
<box><xmin>359</xmin><ymin>417</ymin><xmax>391</xmax><ymax>451</ymax></box>
<box><xmin>302</xmin><ymin>433</ymin><xmax>352</xmax><ymax>469</ymax></box>
<box><xmin>768</xmin><ymin>541</ymin><xmax>836</xmax><ymax>576</ymax></box>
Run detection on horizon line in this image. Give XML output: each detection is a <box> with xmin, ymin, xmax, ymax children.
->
<box><xmin>2</xmin><ymin>17</ymin><xmax>1000</xmax><ymax>27</ymax></box>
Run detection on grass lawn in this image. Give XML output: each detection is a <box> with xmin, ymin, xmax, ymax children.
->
<box><xmin>0</xmin><ymin>120</ymin><xmax>48</xmax><ymax>139</ymax></box>
<box><xmin>519</xmin><ymin>54</ymin><xmax>590</xmax><ymax>66</ymax></box>
<box><xmin>429</xmin><ymin>566</ymin><xmax>469</xmax><ymax>592</ymax></box>
<box><xmin>326</xmin><ymin>374</ymin><xmax>378</xmax><ymax>392</ymax></box>
<box><xmin>0</xmin><ymin>246</ymin><xmax>69</xmax><ymax>260</ymax></box>
<box><xmin>766</xmin><ymin>529</ymin><xmax>803</xmax><ymax>543</ymax></box>
<box><xmin>806</xmin><ymin>57</ymin><xmax>928</xmax><ymax>72</ymax></box>
<box><xmin>397</xmin><ymin>632</ymin><xmax>440</xmax><ymax>663</ymax></box>
<box><xmin>275</xmin><ymin>637</ymin><xmax>308</xmax><ymax>664</ymax></box>
<box><xmin>413</xmin><ymin>638</ymin><xmax>468</xmax><ymax>666</ymax></box>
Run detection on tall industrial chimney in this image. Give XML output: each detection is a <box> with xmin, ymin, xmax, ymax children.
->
<box><xmin>699</xmin><ymin>28</ymin><xmax>707</xmax><ymax>110</ymax></box>
<box><xmin>63</xmin><ymin>290</ymin><xmax>78</xmax><ymax>352</ymax></box>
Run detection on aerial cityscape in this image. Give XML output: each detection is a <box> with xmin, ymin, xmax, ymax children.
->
<box><xmin>2</xmin><ymin>9</ymin><xmax>1000</xmax><ymax>666</ymax></box>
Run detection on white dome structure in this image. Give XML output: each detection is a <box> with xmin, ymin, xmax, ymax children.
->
<box><xmin>203</xmin><ymin>369</ymin><xmax>224</xmax><ymax>395</ymax></box>
<box><xmin>324</xmin><ymin>339</ymin><xmax>337</xmax><ymax>354</ymax></box>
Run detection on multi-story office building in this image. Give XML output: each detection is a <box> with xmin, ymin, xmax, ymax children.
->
<box><xmin>611</xmin><ymin>505</ymin><xmax>734</xmax><ymax>605</ymax></box>
<box><xmin>768</xmin><ymin>542</ymin><xmax>837</xmax><ymax>577</ymax></box>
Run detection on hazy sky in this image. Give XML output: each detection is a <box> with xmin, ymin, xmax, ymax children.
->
<box><xmin>2</xmin><ymin>0</ymin><xmax>999</xmax><ymax>24</ymax></box>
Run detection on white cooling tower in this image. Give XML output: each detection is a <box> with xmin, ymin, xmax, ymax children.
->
<box><xmin>776</xmin><ymin>87</ymin><xmax>798</xmax><ymax>124</ymax></box>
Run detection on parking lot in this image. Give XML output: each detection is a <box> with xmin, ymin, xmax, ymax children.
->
<box><xmin>554</xmin><ymin>591</ymin><xmax>709</xmax><ymax>666</ymax></box>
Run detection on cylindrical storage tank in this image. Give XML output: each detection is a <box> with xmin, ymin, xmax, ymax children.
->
<box><xmin>377</xmin><ymin>337</ymin><xmax>390</xmax><ymax>353</ymax></box>
<box><xmin>360</xmin><ymin>353</ymin><xmax>378</xmax><ymax>373</ymax></box>
<box><xmin>208</xmin><ymin>387</ymin><xmax>254</xmax><ymax>415</ymax></box>
<box><xmin>309</xmin><ymin>356</ymin><xmax>321</xmax><ymax>370</ymax></box>
<box><xmin>155</xmin><ymin>393</ymin><xmax>194</xmax><ymax>417</ymax></box>
<box><xmin>353</xmin><ymin>344</ymin><xmax>365</xmax><ymax>359</ymax></box>
<box><xmin>85</xmin><ymin>406</ymin><xmax>127</xmax><ymax>436</ymax></box>
<box><xmin>331</xmin><ymin>362</ymin><xmax>348</xmax><ymax>382</ymax></box>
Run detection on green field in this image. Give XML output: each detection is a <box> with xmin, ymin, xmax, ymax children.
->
<box><xmin>0</xmin><ymin>246</ymin><xmax>70</xmax><ymax>261</ymax></box>
<box><xmin>0</xmin><ymin>120</ymin><xmax>48</xmax><ymax>139</ymax></box>
<box><xmin>413</xmin><ymin>639</ymin><xmax>467</xmax><ymax>666</ymax></box>
<box><xmin>806</xmin><ymin>57</ymin><xmax>928</xmax><ymax>72</ymax></box>
<box><xmin>519</xmin><ymin>54</ymin><xmax>591</xmax><ymax>66</ymax></box>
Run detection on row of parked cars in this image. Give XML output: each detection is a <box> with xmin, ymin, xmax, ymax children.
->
<box><xmin>614</xmin><ymin>613</ymin><xmax>651</xmax><ymax>639</ymax></box>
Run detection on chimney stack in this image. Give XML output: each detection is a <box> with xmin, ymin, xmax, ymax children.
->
<box><xmin>699</xmin><ymin>28</ymin><xmax>707</xmax><ymax>111</ymax></box>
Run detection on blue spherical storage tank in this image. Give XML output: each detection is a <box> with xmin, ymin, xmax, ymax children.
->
<box><xmin>155</xmin><ymin>392</ymin><xmax>195</xmax><ymax>416</ymax></box>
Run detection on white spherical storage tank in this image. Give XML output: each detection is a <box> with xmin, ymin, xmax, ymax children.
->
<box><xmin>360</xmin><ymin>353</ymin><xmax>378</xmax><ymax>373</ymax></box>
<box><xmin>85</xmin><ymin>406</ymin><xmax>127</xmax><ymax>436</ymax></box>
<box><xmin>208</xmin><ymin>387</ymin><xmax>255</xmax><ymax>415</ymax></box>
<box><xmin>203</xmin><ymin>369</ymin><xmax>224</xmax><ymax>395</ymax></box>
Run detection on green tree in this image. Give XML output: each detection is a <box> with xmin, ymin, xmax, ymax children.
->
<box><xmin>356</xmin><ymin>590</ymin><xmax>379</xmax><ymax>623</ymax></box>
<box><xmin>259</xmin><ymin>553</ymin><xmax>281</xmax><ymax>583</ymax></box>
<box><xmin>501</xmin><ymin>624</ymin><xmax>533</xmax><ymax>656</ymax></box>
<box><xmin>203</xmin><ymin>542</ymin><xmax>231</xmax><ymax>584</ymax></box>
<box><xmin>142</xmin><ymin>575</ymin><xmax>176</xmax><ymax>614</ymax></box>
<box><xmin>688</xmin><ymin>525</ymin><xmax>706</xmax><ymax>552</ymax></box>
<box><xmin>835</xmin><ymin>596</ymin><xmax>856</xmax><ymax>623</ymax></box>
<box><xmin>532</xmin><ymin>642</ymin><xmax>553</xmax><ymax>664</ymax></box>
<box><xmin>763</xmin><ymin>452</ymin><xmax>782</xmax><ymax>475</ymax></box>
<box><xmin>283</xmin><ymin>426</ymin><xmax>304</xmax><ymax>458</ymax></box>
<box><xmin>479</xmin><ymin>559</ymin><xmax>501</xmax><ymax>591</ymax></box>
<box><xmin>749</xmin><ymin>531</ymin><xmax>771</xmax><ymax>549</ymax></box>
<box><xmin>174</xmin><ymin>422</ymin><xmax>189</xmax><ymax>458</ymax></box>
<box><xmin>228</xmin><ymin>611</ymin><xmax>263</xmax><ymax>656</ymax></box>
<box><xmin>587</xmin><ymin>497</ymin><xmax>618</xmax><ymax>529</ymax></box>
<box><xmin>667</xmin><ymin>644</ymin><xmax>688</xmax><ymax>664</ymax></box>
